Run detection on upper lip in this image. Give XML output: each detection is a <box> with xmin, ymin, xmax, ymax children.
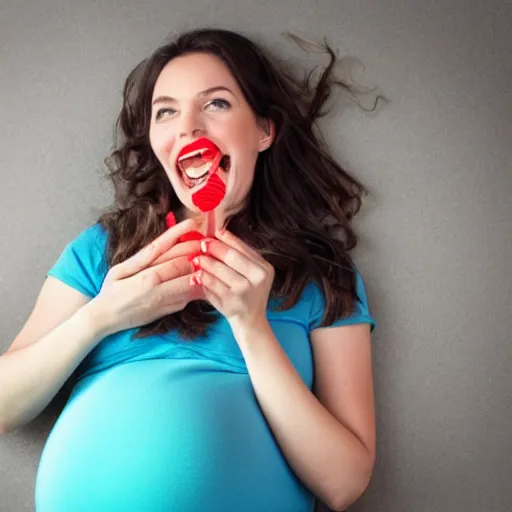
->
<box><xmin>175</xmin><ymin>137</ymin><xmax>221</xmax><ymax>169</ymax></box>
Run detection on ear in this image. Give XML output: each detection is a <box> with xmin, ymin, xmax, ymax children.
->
<box><xmin>257</xmin><ymin>118</ymin><xmax>276</xmax><ymax>152</ymax></box>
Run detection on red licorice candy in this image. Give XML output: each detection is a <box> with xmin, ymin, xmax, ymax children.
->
<box><xmin>166</xmin><ymin>210</ymin><xmax>203</xmax><ymax>243</ymax></box>
<box><xmin>165</xmin><ymin>211</ymin><xmax>176</xmax><ymax>228</ymax></box>
<box><xmin>192</xmin><ymin>173</ymin><xmax>226</xmax><ymax>212</ymax></box>
<box><xmin>178</xmin><ymin>231</ymin><xmax>204</xmax><ymax>242</ymax></box>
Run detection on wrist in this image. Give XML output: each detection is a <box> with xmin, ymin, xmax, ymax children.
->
<box><xmin>229</xmin><ymin>316</ymin><xmax>271</xmax><ymax>343</ymax></box>
<box><xmin>79</xmin><ymin>298</ymin><xmax>116</xmax><ymax>339</ymax></box>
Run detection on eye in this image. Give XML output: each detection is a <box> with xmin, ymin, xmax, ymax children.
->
<box><xmin>205</xmin><ymin>98</ymin><xmax>231</xmax><ymax>111</ymax></box>
<box><xmin>155</xmin><ymin>108</ymin><xmax>176</xmax><ymax>121</ymax></box>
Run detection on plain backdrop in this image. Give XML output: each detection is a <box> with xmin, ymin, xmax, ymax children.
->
<box><xmin>1</xmin><ymin>0</ymin><xmax>511</xmax><ymax>511</ymax></box>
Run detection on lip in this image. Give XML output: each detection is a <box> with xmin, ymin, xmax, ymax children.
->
<box><xmin>175</xmin><ymin>137</ymin><xmax>221</xmax><ymax>168</ymax></box>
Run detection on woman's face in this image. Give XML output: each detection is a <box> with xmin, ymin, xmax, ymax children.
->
<box><xmin>149</xmin><ymin>52</ymin><xmax>274</xmax><ymax>219</ymax></box>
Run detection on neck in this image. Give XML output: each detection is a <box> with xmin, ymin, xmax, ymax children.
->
<box><xmin>177</xmin><ymin>206</ymin><xmax>228</xmax><ymax>236</ymax></box>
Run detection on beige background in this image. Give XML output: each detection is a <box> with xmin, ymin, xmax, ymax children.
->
<box><xmin>1</xmin><ymin>0</ymin><xmax>511</xmax><ymax>510</ymax></box>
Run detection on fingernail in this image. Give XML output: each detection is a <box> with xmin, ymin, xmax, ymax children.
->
<box><xmin>200</xmin><ymin>239</ymin><xmax>212</xmax><ymax>254</ymax></box>
<box><xmin>166</xmin><ymin>211</ymin><xmax>176</xmax><ymax>229</ymax></box>
<box><xmin>186</xmin><ymin>254</ymin><xmax>201</xmax><ymax>271</ymax></box>
<box><xmin>189</xmin><ymin>275</ymin><xmax>197</xmax><ymax>286</ymax></box>
<box><xmin>195</xmin><ymin>270</ymin><xmax>202</xmax><ymax>285</ymax></box>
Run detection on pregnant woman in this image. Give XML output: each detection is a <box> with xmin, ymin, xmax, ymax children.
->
<box><xmin>1</xmin><ymin>28</ymin><xmax>377</xmax><ymax>512</ymax></box>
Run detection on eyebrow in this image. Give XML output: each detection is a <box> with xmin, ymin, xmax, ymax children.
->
<box><xmin>152</xmin><ymin>86</ymin><xmax>234</xmax><ymax>105</ymax></box>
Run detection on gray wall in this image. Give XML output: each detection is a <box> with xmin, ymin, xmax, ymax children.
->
<box><xmin>1</xmin><ymin>0</ymin><xmax>511</xmax><ymax>511</ymax></box>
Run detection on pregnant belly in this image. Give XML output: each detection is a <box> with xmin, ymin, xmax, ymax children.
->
<box><xmin>35</xmin><ymin>358</ymin><xmax>313</xmax><ymax>512</ymax></box>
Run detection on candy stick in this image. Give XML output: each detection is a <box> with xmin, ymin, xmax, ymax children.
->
<box><xmin>206</xmin><ymin>211</ymin><xmax>216</xmax><ymax>237</ymax></box>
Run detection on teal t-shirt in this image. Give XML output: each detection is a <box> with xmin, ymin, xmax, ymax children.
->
<box><xmin>35</xmin><ymin>224</ymin><xmax>376</xmax><ymax>512</ymax></box>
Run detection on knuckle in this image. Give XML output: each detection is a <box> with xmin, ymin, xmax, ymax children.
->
<box><xmin>168</xmin><ymin>259</ymin><xmax>184</xmax><ymax>276</ymax></box>
<box><xmin>147</xmin><ymin>241</ymin><xmax>158</xmax><ymax>255</ymax></box>
<box><xmin>252</xmin><ymin>269</ymin><xmax>266</xmax><ymax>284</ymax></box>
<box><xmin>142</xmin><ymin>270</ymin><xmax>159</xmax><ymax>287</ymax></box>
<box><xmin>225</xmin><ymin>248</ymin><xmax>236</xmax><ymax>264</ymax></box>
<box><xmin>238</xmin><ymin>280</ymin><xmax>250</xmax><ymax>293</ymax></box>
<box><xmin>152</xmin><ymin>289</ymin><xmax>163</xmax><ymax>306</ymax></box>
<box><xmin>155</xmin><ymin>291</ymin><xmax>168</xmax><ymax>308</ymax></box>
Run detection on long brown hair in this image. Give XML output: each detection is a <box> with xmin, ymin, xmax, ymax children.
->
<box><xmin>97</xmin><ymin>28</ymin><xmax>385</xmax><ymax>341</ymax></box>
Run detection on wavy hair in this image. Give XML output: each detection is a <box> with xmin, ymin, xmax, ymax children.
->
<box><xmin>97</xmin><ymin>28</ymin><xmax>385</xmax><ymax>341</ymax></box>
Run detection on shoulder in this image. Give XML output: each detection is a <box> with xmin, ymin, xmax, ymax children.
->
<box><xmin>268</xmin><ymin>267</ymin><xmax>376</xmax><ymax>333</ymax></box>
<box><xmin>47</xmin><ymin>222</ymin><xmax>109</xmax><ymax>298</ymax></box>
<box><xmin>71</xmin><ymin>223</ymin><xmax>108</xmax><ymax>252</ymax></box>
<box><xmin>306</xmin><ymin>267</ymin><xmax>377</xmax><ymax>333</ymax></box>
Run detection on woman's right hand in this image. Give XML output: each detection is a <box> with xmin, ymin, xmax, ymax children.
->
<box><xmin>91</xmin><ymin>218</ymin><xmax>205</xmax><ymax>336</ymax></box>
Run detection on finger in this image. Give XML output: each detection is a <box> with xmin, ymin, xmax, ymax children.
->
<box><xmin>195</xmin><ymin>269</ymin><xmax>230</xmax><ymax>298</ymax></box>
<box><xmin>158</xmin><ymin>272</ymin><xmax>205</xmax><ymax>304</ymax></box>
<box><xmin>202</xmin><ymin>239</ymin><xmax>267</xmax><ymax>286</ymax></box>
<box><xmin>112</xmin><ymin>218</ymin><xmax>201</xmax><ymax>280</ymax></box>
<box><xmin>215</xmin><ymin>229</ymin><xmax>262</xmax><ymax>263</ymax></box>
<box><xmin>149</xmin><ymin>255</ymin><xmax>194</xmax><ymax>284</ymax></box>
<box><xmin>149</xmin><ymin>240</ymin><xmax>203</xmax><ymax>268</ymax></box>
<box><xmin>200</xmin><ymin>286</ymin><xmax>222</xmax><ymax>312</ymax></box>
<box><xmin>193</xmin><ymin>255</ymin><xmax>246</xmax><ymax>288</ymax></box>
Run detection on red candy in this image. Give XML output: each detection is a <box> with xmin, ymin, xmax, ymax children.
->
<box><xmin>192</xmin><ymin>173</ymin><xmax>226</xmax><ymax>212</ymax></box>
<box><xmin>166</xmin><ymin>211</ymin><xmax>204</xmax><ymax>243</ymax></box>
<box><xmin>166</xmin><ymin>137</ymin><xmax>226</xmax><ymax>244</ymax></box>
<box><xmin>178</xmin><ymin>231</ymin><xmax>204</xmax><ymax>243</ymax></box>
<box><xmin>165</xmin><ymin>211</ymin><xmax>176</xmax><ymax>229</ymax></box>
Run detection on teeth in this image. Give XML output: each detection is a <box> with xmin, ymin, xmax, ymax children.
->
<box><xmin>178</xmin><ymin>148</ymin><xmax>208</xmax><ymax>163</ymax></box>
<box><xmin>184</xmin><ymin>161</ymin><xmax>213</xmax><ymax>180</ymax></box>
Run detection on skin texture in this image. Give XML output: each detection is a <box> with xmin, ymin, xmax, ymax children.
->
<box><xmin>149</xmin><ymin>52</ymin><xmax>275</xmax><ymax>229</ymax></box>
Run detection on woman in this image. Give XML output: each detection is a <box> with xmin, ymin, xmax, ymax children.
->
<box><xmin>2</xmin><ymin>28</ymin><xmax>377</xmax><ymax>511</ymax></box>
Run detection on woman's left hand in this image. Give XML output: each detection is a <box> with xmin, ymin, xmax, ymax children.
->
<box><xmin>190</xmin><ymin>229</ymin><xmax>274</xmax><ymax>330</ymax></box>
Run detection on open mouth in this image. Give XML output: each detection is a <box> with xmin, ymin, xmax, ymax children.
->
<box><xmin>176</xmin><ymin>138</ymin><xmax>231</xmax><ymax>190</ymax></box>
<box><xmin>178</xmin><ymin>153</ymin><xmax>231</xmax><ymax>189</ymax></box>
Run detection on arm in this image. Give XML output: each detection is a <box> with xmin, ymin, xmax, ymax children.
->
<box><xmin>0</xmin><ymin>217</ymin><xmax>204</xmax><ymax>434</ymax></box>
<box><xmin>188</xmin><ymin>229</ymin><xmax>376</xmax><ymax>509</ymax></box>
<box><xmin>232</xmin><ymin>321</ymin><xmax>375</xmax><ymax>512</ymax></box>
<box><xmin>0</xmin><ymin>296</ymin><xmax>109</xmax><ymax>434</ymax></box>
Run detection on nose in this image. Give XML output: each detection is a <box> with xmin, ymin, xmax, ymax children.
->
<box><xmin>178</xmin><ymin>108</ymin><xmax>205</xmax><ymax>139</ymax></box>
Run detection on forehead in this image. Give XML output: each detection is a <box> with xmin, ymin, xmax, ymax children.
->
<box><xmin>152</xmin><ymin>52</ymin><xmax>238</xmax><ymax>99</ymax></box>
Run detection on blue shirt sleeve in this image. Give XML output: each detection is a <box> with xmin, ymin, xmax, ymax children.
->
<box><xmin>308</xmin><ymin>268</ymin><xmax>377</xmax><ymax>333</ymax></box>
<box><xmin>46</xmin><ymin>223</ymin><xmax>109</xmax><ymax>298</ymax></box>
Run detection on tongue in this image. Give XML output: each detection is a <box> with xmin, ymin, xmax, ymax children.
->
<box><xmin>181</xmin><ymin>155</ymin><xmax>215</xmax><ymax>181</ymax></box>
<box><xmin>181</xmin><ymin>155</ymin><xmax>212</xmax><ymax>171</ymax></box>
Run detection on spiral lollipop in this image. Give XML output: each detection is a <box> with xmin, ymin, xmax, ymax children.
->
<box><xmin>166</xmin><ymin>137</ymin><xmax>227</xmax><ymax>242</ymax></box>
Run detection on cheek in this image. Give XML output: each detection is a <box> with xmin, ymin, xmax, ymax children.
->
<box><xmin>150</xmin><ymin>128</ymin><xmax>175</xmax><ymax>164</ymax></box>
